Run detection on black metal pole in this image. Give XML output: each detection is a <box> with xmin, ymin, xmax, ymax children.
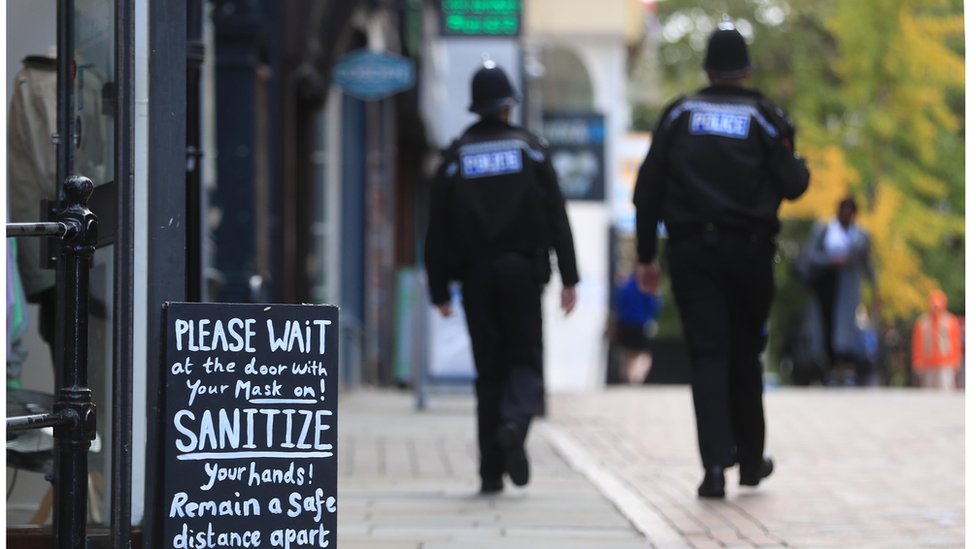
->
<box><xmin>111</xmin><ymin>0</ymin><xmax>135</xmax><ymax>546</ymax></box>
<box><xmin>53</xmin><ymin>175</ymin><xmax>98</xmax><ymax>549</ymax></box>
<box><xmin>56</xmin><ymin>0</ymin><xmax>75</xmax><ymax>203</ymax></box>
<box><xmin>186</xmin><ymin>0</ymin><xmax>204</xmax><ymax>302</ymax></box>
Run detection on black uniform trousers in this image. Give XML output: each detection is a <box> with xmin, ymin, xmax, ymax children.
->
<box><xmin>666</xmin><ymin>230</ymin><xmax>774</xmax><ymax>473</ymax></box>
<box><xmin>461</xmin><ymin>253</ymin><xmax>544</xmax><ymax>481</ymax></box>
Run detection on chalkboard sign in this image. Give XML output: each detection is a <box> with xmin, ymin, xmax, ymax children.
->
<box><xmin>159</xmin><ymin>302</ymin><xmax>339</xmax><ymax>549</ymax></box>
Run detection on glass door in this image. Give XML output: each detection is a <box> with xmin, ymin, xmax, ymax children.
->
<box><xmin>5</xmin><ymin>0</ymin><xmax>129</xmax><ymax>542</ymax></box>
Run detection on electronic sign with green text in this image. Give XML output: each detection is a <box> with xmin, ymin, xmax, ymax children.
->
<box><xmin>440</xmin><ymin>0</ymin><xmax>522</xmax><ymax>37</ymax></box>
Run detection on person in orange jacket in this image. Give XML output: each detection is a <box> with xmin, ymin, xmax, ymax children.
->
<box><xmin>912</xmin><ymin>289</ymin><xmax>962</xmax><ymax>390</ymax></box>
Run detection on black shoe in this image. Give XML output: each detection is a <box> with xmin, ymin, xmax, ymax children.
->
<box><xmin>497</xmin><ymin>423</ymin><xmax>530</xmax><ymax>487</ymax></box>
<box><xmin>479</xmin><ymin>477</ymin><xmax>503</xmax><ymax>495</ymax></box>
<box><xmin>697</xmin><ymin>466</ymin><xmax>725</xmax><ymax>498</ymax></box>
<box><xmin>739</xmin><ymin>457</ymin><xmax>774</xmax><ymax>487</ymax></box>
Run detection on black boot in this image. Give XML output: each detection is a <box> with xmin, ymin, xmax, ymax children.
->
<box><xmin>739</xmin><ymin>456</ymin><xmax>774</xmax><ymax>487</ymax></box>
<box><xmin>497</xmin><ymin>422</ymin><xmax>529</xmax><ymax>487</ymax></box>
<box><xmin>697</xmin><ymin>466</ymin><xmax>726</xmax><ymax>498</ymax></box>
<box><xmin>479</xmin><ymin>477</ymin><xmax>503</xmax><ymax>495</ymax></box>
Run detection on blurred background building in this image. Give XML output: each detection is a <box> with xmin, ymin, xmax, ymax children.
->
<box><xmin>5</xmin><ymin>0</ymin><xmax>964</xmax><ymax>544</ymax></box>
<box><xmin>4</xmin><ymin>0</ymin><xmax>654</xmax><ymax>542</ymax></box>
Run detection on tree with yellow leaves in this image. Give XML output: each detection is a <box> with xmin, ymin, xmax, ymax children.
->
<box><xmin>645</xmin><ymin>0</ymin><xmax>964</xmax><ymax>321</ymax></box>
<box><xmin>786</xmin><ymin>0</ymin><xmax>964</xmax><ymax>321</ymax></box>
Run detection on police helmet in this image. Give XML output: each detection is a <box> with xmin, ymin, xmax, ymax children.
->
<box><xmin>468</xmin><ymin>60</ymin><xmax>520</xmax><ymax>115</ymax></box>
<box><xmin>703</xmin><ymin>18</ymin><xmax>752</xmax><ymax>78</ymax></box>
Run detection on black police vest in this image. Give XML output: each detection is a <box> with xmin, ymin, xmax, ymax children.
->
<box><xmin>445</xmin><ymin>134</ymin><xmax>550</xmax><ymax>262</ymax></box>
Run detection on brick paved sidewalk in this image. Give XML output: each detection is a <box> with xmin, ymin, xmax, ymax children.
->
<box><xmin>548</xmin><ymin>386</ymin><xmax>965</xmax><ymax>549</ymax></box>
<box><xmin>337</xmin><ymin>387</ymin><xmax>963</xmax><ymax>548</ymax></box>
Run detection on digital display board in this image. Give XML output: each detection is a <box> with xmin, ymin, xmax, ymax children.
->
<box><xmin>440</xmin><ymin>0</ymin><xmax>522</xmax><ymax>37</ymax></box>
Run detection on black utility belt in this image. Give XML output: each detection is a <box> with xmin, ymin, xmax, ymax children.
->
<box><xmin>463</xmin><ymin>249</ymin><xmax>545</xmax><ymax>267</ymax></box>
<box><xmin>666</xmin><ymin>222</ymin><xmax>772</xmax><ymax>242</ymax></box>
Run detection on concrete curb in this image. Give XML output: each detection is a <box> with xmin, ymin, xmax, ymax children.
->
<box><xmin>537</xmin><ymin>420</ymin><xmax>691</xmax><ymax>549</ymax></box>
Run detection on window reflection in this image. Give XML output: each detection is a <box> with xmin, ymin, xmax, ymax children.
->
<box><xmin>6</xmin><ymin>0</ymin><xmax>119</xmax><ymax>530</ymax></box>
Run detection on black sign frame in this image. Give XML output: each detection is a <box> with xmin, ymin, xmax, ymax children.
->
<box><xmin>156</xmin><ymin>302</ymin><xmax>339</xmax><ymax>549</ymax></box>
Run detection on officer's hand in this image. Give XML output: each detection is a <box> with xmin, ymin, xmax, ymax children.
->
<box><xmin>561</xmin><ymin>286</ymin><xmax>577</xmax><ymax>316</ymax></box>
<box><xmin>637</xmin><ymin>262</ymin><xmax>660</xmax><ymax>294</ymax></box>
<box><xmin>436</xmin><ymin>302</ymin><xmax>453</xmax><ymax>317</ymax></box>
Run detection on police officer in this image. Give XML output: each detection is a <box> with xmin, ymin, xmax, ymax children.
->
<box><xmin>633</xmin><ymin>19</ymin><xmax>809</xmax><ymax>498</ymax></box>
<box><xmin>425</xmin><ymin>61</ymin><xmax>579</xmax><ymax>494</ymax></box>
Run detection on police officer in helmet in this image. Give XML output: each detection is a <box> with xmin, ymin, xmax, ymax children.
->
<box><xmin>425</xmin><ymin>61</ymin><xmax>580</xmax><ymax>494</ymax></box>
<box><xmin>633</xmin><ymin>18</ymin><xmax>809</xmax><ymax>498</ymax></box>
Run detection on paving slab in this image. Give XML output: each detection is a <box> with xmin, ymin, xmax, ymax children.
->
<box><xmin>546</xmin><ymin>386</ymin><xmax>964</xmax><ymax>548</ymax></box>
<box><xmin>336</xmin><ymin>386</ymin><xmax>963</xmax><ymax>548</ymax></box>
<box><xmin>336</xmin><ymin>391</ymin><xmax>647</xmax><ymax>548</ymax></box>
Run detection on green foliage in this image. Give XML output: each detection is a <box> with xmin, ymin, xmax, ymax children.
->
<box><xmin>820</xmin><ymin>0</ymin><xmax>964</xmax><ymax>318</ymax></box>
<box><xmin>630</xmin><ymin>103</ymin><xmax>659</xmax><ymax>132</ymax></box>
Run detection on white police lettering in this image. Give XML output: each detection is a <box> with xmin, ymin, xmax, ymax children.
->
<box><xmin>461</xmin><ymin>149</ymin><xmax>522</xmax><ymax>178</ymax></box>
<box><xmin>689</xmin><ymin>111</ymin><xmax>751</xmax><ymax>139</ymax></box>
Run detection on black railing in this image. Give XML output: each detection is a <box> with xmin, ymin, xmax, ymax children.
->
<box><xmin>6</xmin><ymin>175</ymin><xmax>98</xmax><ymax>549</ymax></box>
<box><xmin>5</xmin><ymin>222</ymin><xmax>76</xmax><ymax>239</ymax></box>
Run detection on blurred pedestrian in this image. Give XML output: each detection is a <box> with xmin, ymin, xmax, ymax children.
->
<box><xmin>911</xmin><ymin>289</ymin><xmax>962</xmax><ymax>390</ymax></box>
<box><xmin>611</xmin><ymin>271</ymin><xmax>661</xmax><ymax>384</ymax></box>
<box><xmin>855</xmin><ymin>304</ymin><xmax>881</xmax><ymax>386</ymax></box>
<box><xmin>959</xmin><ymin>316</ymin><xmax>966</xmax><ymax>389</ymax></box>
<box><xmin>796</xmin><ymin>197</ymin><xmax>879</xmax><ymax>385</ymax></box>
<box><xmin>632</xmin><ymin>18</ymin><xmax>809</xmax><ymax>498</ymax></box>
<box><xmin>424</xmin><ymin>60</ymin><xmax>580</xmax><ymax>494</ymax></box>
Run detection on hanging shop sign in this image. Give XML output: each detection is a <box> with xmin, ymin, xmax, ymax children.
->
<box><xmin>332</xmin><ymin>49</ymin><xmax>415</xmax><ymax>101</ymax></box>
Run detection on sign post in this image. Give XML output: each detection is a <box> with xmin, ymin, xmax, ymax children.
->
<box><xmin>158</xmin><ymin>302</ymin><xmax>339</xmax><ymax>548</ymax></box>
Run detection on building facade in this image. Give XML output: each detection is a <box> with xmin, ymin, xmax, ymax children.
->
<box><xmin>4</xmin><ymin>0</ymin><xmax>645</xmax><ymax>544</ymax></box>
